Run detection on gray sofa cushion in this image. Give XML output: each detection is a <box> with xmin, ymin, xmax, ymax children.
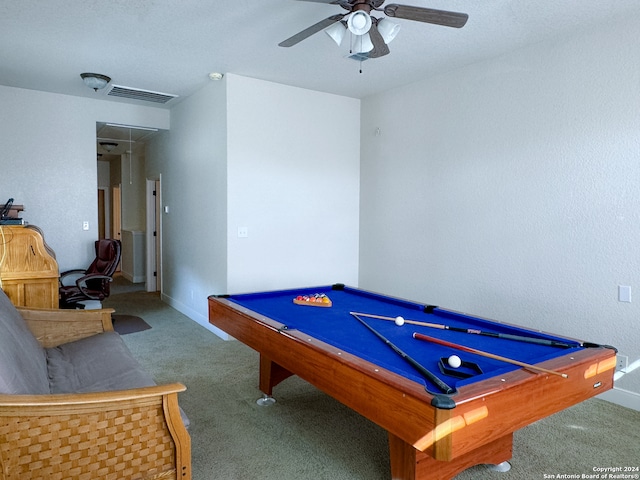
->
<box><xmin>46</xmin><ymin>331</ymin><xmax>156</xmax><ymax>393</ymax></box>
<box><xmin>0</xmin><ymin>288</ymin><xmax>50</xmax><ymax>394</ymax></box>
<box><xmin>1</xmin><ymin>288</ymin><xmax>190</xmax><ymax>428</ymax></box>
<box><xmin>46</xmin><ymin>332</ymin><xmax>191</xmax><ymax>428</ymax></box>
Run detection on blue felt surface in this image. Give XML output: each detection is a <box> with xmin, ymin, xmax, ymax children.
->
<box><xmin>227</xmin><ymin>285</ymin><xmax>583</xmax><ymax>393</ymax></box>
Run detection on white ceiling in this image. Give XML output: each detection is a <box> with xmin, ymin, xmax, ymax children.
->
<box><xmin>1</xmin><ymin>0</ymin><xmax>638</xmax><ymax>108</ymax></box>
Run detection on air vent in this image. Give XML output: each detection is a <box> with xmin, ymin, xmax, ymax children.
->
<box><xmin>107</xmin><ymin>85</ymin><xmax>178</xmax><ymax>104</ymax></box>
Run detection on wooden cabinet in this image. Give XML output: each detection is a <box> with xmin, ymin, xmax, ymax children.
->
<box><xmin>0</xmin><ymin>225</ymin><xmax>59</xmax><ymax>308</ymax></box>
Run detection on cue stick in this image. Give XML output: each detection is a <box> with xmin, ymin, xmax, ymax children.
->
<box><xmin>350</xmin><ymin>311</ymin><xmax>575</xmax><ymax>349</ymax></box>
<box><xmin>350</xmin><ymin>313</ymin><xmax>455</xmax><ymax>394</ymax></box>
<box><xmin>412</xmin><ymin>332</ymin><xmax>569</xmax><ymax>378</ymax></box>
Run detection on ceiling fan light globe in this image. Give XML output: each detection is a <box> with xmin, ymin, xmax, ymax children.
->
<box><xmin>347</xmin><ymin>11</ymin><xmax>372</xmax><ymax>36</ymax></box>
<box><xmin>377</xmin><ymin>18</ymin><xmax>400</xmax><ymax>43</ymax></box>
<box><xmin>354</xmin><ymin>32</ymin><xmax>374</xmax><ymax>54</ymax></box>
<box><xmin>325</xmin><ymin>22</ymin><xmax>347</xmax><ymax>46</ymax></box>
<box><xmin>352</xmin><ymin>15</ymin><xmax>366</xmax><ymax>30</ymax></box>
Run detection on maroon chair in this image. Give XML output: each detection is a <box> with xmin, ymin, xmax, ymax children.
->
<box><xmin>59</xmin><ymin>239</ymin><xmax>121</xmax><ymax>308</ymax></box>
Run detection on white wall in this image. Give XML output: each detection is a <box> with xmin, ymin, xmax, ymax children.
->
<box><xmin>360</xmin><ymin>16</ymin><xmax>640</xmax><ymax>406</ymax></box>
<box><xmin>226</xmin><ymin>74</ymin><xmax>360</xmax><ymax>293</ymax></box>
<box><xmin>146</xmin><ymin>78</ymin><xmax>228</xmax><ymax>329</ymax></box>
<box><xmin>0</xmin><ymin>85</ymin><xmax>168</xmax><ymax>271</ymax></box>
<box><xmin>146</xmin><ymin>74</ymin><xmax>360</xmax><ymax>336</ymax></box>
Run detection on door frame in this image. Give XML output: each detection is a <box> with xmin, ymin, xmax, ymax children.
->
<box><xmin>145</xmin><ymin>177</ymin><xmax>162</xmax><ymax>292</ymax></box>
<box><xmin>111</xmin><ymin>185</ymin><xmax>122</xmax><ymax>272</ymax></box>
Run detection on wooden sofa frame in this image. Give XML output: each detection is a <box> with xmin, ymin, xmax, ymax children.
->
<box><xmin>0</xmin><ymin>307</ymin><xmax>191</xmax><ymax>480</ymax></box>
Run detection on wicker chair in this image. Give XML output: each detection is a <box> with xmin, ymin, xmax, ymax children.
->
<box><xmin>0</xmin><ymin>305</ymin><xmax>191</xmax><ymax>480</ymax></box>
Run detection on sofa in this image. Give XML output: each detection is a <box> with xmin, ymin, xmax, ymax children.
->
<box><xmin>0</xmin><ymin>287</ymin><xmax>191</xmax><ymax>480</ymax></box>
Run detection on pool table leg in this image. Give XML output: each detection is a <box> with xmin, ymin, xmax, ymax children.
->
<box><xmin>259</xmin><ymin>354</ymin><xmax>294</xmax><ymax>396</ymax></box>
<box><xmin>388</xmin><ymin>432</ymin><xmax>513</xmax><ymax>480</ymax></box>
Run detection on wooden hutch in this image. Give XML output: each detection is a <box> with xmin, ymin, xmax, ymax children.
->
<box><xmin>0</xmin><ymin>225</ymin><xmax>59</xmax><ymax>308</ymax></box>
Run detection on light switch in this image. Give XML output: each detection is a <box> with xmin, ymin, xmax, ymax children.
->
<box><xmin>82</xmin><ymin>221</ymin><xmax>89</xmax><ymax>231</ymax></box>
<box><xmin>237</xmin><ymin>227</ymin><xmax>248</xmax><ymax>238</ymax></box>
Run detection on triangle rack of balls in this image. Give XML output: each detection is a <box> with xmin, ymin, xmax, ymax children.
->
<box><xmin>293</xmin><ymin>293</ymin><xmax>332</xmax><ymax>307</ymax></box>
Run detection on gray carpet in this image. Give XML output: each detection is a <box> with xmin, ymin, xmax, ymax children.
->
<box><xmin>104</xmin><ymin>280</ymin><xmax>640</xmax><ymax>479</ymax></box>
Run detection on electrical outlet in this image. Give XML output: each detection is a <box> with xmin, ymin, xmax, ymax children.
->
<box><xmin>616</xmin><ymin>354</ymin><xmax>628</xmax><ymax>372</ymax></box>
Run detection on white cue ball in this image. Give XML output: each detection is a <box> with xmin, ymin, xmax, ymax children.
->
<box><xmin>448</xmin><ymin>355</ymin><xmax>462</xmax><ymax>368</ymax></box>
<box><xmin>394</xmin><ymin>316</ymin><xmax>405</xmax><ymax>326</ymax></box>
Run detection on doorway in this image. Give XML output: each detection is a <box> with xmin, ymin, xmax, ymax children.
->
<box><xmin>97</xmin><ymin>187</ymin><xmax>111</xmax><ymax>239</ymax></box>
<box><xmin>98</xmin><ymin>189</ymin><xmax>105</xmax><ymax>239</ymax></box>
<box><xmin>96</xmin><ymin>122</ymin><xmax>162</xmax><ymax>285</ymax></box>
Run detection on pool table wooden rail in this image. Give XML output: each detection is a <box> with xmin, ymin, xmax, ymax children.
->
<box><xmin>208</xmin><ymin>295</ymin><xmax>616</xmax><ymax>480</ymax></box>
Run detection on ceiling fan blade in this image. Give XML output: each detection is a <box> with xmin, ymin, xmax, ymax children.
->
<box><xmin>368</xmin><ymin>21</ymin><xmax>390</xmax><ymax>58</ymax></box>
<box><xmin>383</xmin><ymin>5</ymin><xmax>468</xmax><ymax>28</ymax></box>
<box><xmin>279</xmin><ymin>14</ymin><xmax>347</xmax><ymax>47</ymax></box>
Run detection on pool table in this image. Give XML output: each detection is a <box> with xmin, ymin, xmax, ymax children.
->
<box><xmin>208</xmin><ymin>284</ymin><xmax>616</xmax><ymax>480</ymax></box>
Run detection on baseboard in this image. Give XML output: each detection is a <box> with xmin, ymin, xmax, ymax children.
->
<box><xmin>598</xmin><ymin>387</ymin><xmax>640</xmax><ymax>411</ymax></box>
<box><xmin>121</xmin><ymin>271</ymin><xmax>146</xmax><ymax>284</ymax></box>
<box><xmin>161</xmin><ymin>292</ymin><xmax>233</xmax><ymax>341</ymax></box>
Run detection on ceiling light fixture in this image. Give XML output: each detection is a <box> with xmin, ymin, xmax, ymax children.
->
<box><xmin>347</xmin><ymin>11</ymin><xmax>372</xmax><ymax>35</ymax></box>
<box><xmin>209</xmin><ymin>72</ymin><xmax>224</xmax><ymax>81</ymax></box>
<box><xmin>324</xmin><ymin>15</ymin><xmax>399</xmax><ymax>62</ymax></box>
<box><xmin>377</xmin><ymin>18</ymin><xmax>400</xmax><ymax>43</ymax></box>
<box><xmin>325</xmin><ymin>21</ymin><xmax>347</xmax><ymax>46</ymax></box>
<box><xmin>99</xmin><ymin>142</ymin><xmax>118</xmax><ymax>152</ymax></box>
<box><xmin>80</xmin><ymin>73</ymin><xmax>111</xmax><ymax>92</ymax></box>
<box><xmin>353</xmin><ymin>33</ymin><xmax>374</xmax><ymax>54</ymax></box>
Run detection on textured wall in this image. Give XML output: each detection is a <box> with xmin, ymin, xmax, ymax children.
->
<box><xmin>226</xmin><ymin>74</ymin><xmax>360</xmax><ymax>293</ymax></box>
<box><xmin>360</xmin><ymin>16</ymin><xmax>640</xmax><ymax>401</ymax></box>
<box><xmin>0</xmin><ymin>85</ymin><xmax>168</xmax><ymax>272</ymax></box>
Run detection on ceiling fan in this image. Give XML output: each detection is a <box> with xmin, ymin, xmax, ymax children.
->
<box><xmin>278</xmin><ymin>0</ymin><xmax>468</xmax><ymax>59</ymax></box>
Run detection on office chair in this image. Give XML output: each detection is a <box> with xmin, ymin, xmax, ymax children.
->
<box><xmin>59</xmin><ymin>239</ymin><xmax>121</xmax><ymax>308</ymax></box>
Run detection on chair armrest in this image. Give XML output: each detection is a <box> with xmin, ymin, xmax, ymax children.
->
<box><xmin>0</xmin><ymin>384</ymin><xmax>191</xmax><ymax>480</ymax></box>
<box><xmin>59</xmin><ymin>269</ymin><xmax>86</xmax><ymax>277</ymax></box>
<box><xmin>76</xmin><ymin>273</ymin><xmax>113</xmax><ymax>284</ymax></box>
<box><xmin>58</xmin><ymin>268</ymin><xmax>86</xmax><ymax>286</ymax></box>
<box><xmin>17</xmin><ymin>306</ymin><xmax>115</xmax><ymax>348</ymax></box>
<box><xmin>74</xmin><ymin>273</ymin><xmax>114</xmax><ymax>299</ymax></box>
